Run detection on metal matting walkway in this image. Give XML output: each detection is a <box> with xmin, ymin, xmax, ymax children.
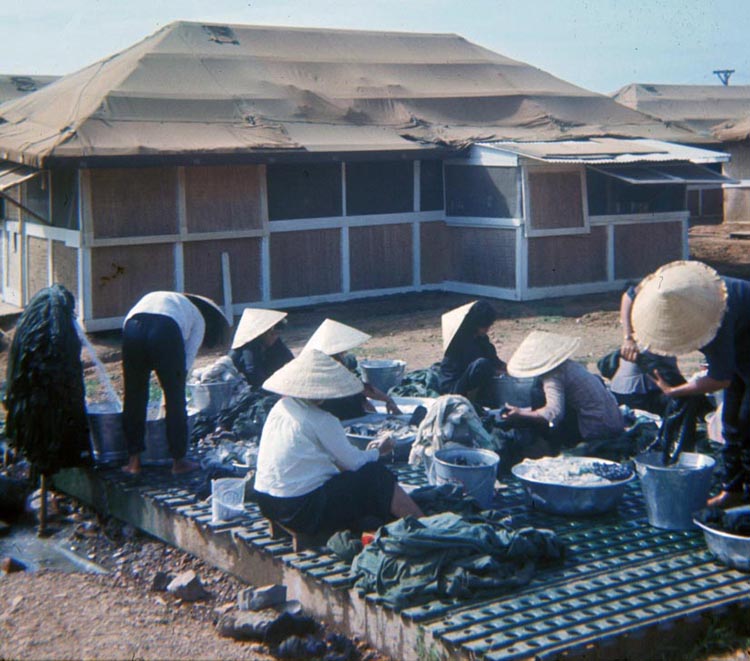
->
<box><xmin>54</xmin><ymin>460</ymin><xmax>750</xmax><ymax>661</ymax></box>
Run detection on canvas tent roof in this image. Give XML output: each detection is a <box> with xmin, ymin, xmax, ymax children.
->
<box><xmin>0</xmin><ymin>22</ymin><xmax>701</xmax><ymax>167</ymax></box>
<box><xmin>0</xmin><ymin>74</ymin><xmax>58</xmax><ymax>105</ymax></box>
<box><xmin>612</xmin><ymin>83</ymin><xmax>750</xmax><ymax>141</ymax></box>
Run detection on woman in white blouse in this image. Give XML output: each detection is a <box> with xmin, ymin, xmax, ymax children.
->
<box><xmin>254</xmin><ymin>349</ymin><xmax>423</xmax><ymax>535</ymax></box>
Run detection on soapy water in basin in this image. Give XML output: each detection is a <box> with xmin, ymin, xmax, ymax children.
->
<box><xmin>517</xmin><ymin>456</ymin><xmax>633</xmax><ymax>486</ymax></box>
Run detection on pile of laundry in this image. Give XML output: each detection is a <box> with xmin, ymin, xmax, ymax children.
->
<box><xmin>345</xmin><ymin>511</ymin><xmax>564</xmax><ymax>609</ymax></box>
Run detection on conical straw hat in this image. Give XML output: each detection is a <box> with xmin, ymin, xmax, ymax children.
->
<box><xmin>184</xmin><ymin>294</ymin><xmax>231</xmax><ymax>326</ymax></box>
<box><xmin>231</xmin><ymin>308</ymin><xmax>288</xmax><ymax>349</ymax></box>
<box><xmin>262</xmin><ymin>349</ymin><xmax>364</xmax><ymax>399</ymax></box>
<box><xmin>441</xmin><ymin>301</ymin><xmax>478</xmax><ymax>351</ymax></box>
<box><xmin>631</xmin><ymin>260</ymin><xmax>727</xmax><ymax>356</ymax></box>
<box><xmin>507</xmin><ymin>331</ymin><xmax>581</xmax><ymax>378</ymax></box>
<box><xmin>304</xmin><ymin>318</ymin><xmax>371</xmax><ymax>356</ymax></box>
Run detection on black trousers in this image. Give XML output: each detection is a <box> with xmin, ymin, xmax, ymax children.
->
<box><xmin>721</xmin><ymin>373</ymin><xmax>750</xmax><ymax>493</ymax></box>
<box><xmin>122</xmin><ymin>313</ymin><xmax>188</xmax><ymax>459</ymax></box>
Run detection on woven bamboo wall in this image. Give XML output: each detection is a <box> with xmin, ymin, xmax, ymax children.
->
<box><xmin>91</xmin><ymin>244</ymin><xmax>174</xmax><ymax>318</ymax></box>
<box><xmin>27</xmin><ymin>236</ymin><xmax>48</xmax><ymax>299</ymax></box>
<box><xmin>614</xmin><ymin>222</ymin><xmax>682</xmax><ymax>281</ymax></box>
<box><xmin>449</xmin><ymin>226</ymin><xmax>515</xmax><ymax>288</ymax></box>
<box><xmin>270</xmin><ymin>229</ymin><xmax>341</xmax><ymax>299</ymax></box>
<box><xmin>183</xmin><ymin>238</ymin><xmax>262</xmax><ymax>306</ymax></box>
<box><xmin>420</xmin><ymin>222</ymin><xmax>449</xmax><ymax>284</ymax></box>
<box><xmin>184</xmin><ymin>165</ymin><xmax>263</xmax><ymax>233</ymax></box>
<box><xmin>528</xmin><ymin>227</ymin><xmax>606</xmax><ymax>287</ymax></box>
<box><xmin>90</xmin><ymin>168</ymin><xmax>178</xmax><ymax>238</ymax></box>
<box><xmin>349</xmin><ymin>224</ymin><xmax>412</xmax><ymax>291</ymax></box>
<box><xmin>52</xmin><ymin>241</ymin><xmax>78</xmax><ymax>297</ymax></box>
<box><xmin>527</xmin><ymin>171</ymin><xmax>584</xmax><ymax>231</ymax></box>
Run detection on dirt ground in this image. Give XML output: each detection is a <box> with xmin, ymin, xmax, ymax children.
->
<box><xmin>1</xmin><ymin>225</ymin><xmax>750</xmax><ymax>661</ymax></box>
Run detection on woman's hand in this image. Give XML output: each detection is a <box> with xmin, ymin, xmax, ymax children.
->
<box><xmin>500</xmin><ymin>404</ymin><xmax>523</xmax><ymax>421</ymax></box>
<box><xmin>648</xmin><ymin>369</ymin><xmax>674</xmax><ymax>396</ymax></box>
<box><xmin>367</xmin><ymin>433</ymin><xmax>395</xmax><ymax>456</ymax></box>
<box><xmin>620</xmin><ymin>337</ymin><xmax>639</xmax><ymax>363</ymax></box>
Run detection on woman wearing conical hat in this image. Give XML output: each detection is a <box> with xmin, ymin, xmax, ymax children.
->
<box><xmin>229</xmin><ymin>308</ymin><xmax>294</xmax><ymax>388</ymax></box>
<box><xmin>254</xmin><ymin>350</ymin><xmax>423</xmax><ymax>535</ymax></box>
<box><xmin>304</xmin><ymin>318</ymin><xmax>402</xmax><ymax>419</ymax></box>
<box><xmin>438</xmin><ymin>300</ymin><xmax>506</xmax><ymax>403</ymax></box>
<box><xmin>631</xmin><ymin>260</ymin><xmax>750</xmax><ymax>509</ymax></box>
<box><xmin>502</xmin><ymin>331</ymin><xmax>624</xmax><ymax>449</ymax></box>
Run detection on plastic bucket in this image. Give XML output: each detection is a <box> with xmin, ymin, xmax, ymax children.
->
<box><xmin>429</xmin><ymin>448</ymin><xmax>500</xmax><ymax>508</ymax></box>
<box><xmin>87</xmin><ymin>403</ymin><xmax>128</xmax><ymax>465</ymax></box>
<box><xmin>634</xmin><ymin>452</ymin><xmax>716</xmax><ymax>530</ymax></box>
<box><xmin>211</xmin><ymin>478</ymin><xmax>246</xmax><ymax>523</ymax></box>
<box><xmin>360</xmin><ymin>360</ymin><xmax>406</xmax><ymax>393</ymax></box>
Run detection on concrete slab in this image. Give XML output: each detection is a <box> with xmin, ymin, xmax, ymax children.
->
<box><xmin>52</xmin><ymin>462</ymin><xmax>750</xmax><ymax>661</ymax></box>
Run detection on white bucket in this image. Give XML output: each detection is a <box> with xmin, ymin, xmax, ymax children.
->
<box><xmin>211</xmin><ymin>478</ymin><xmax>246</xmax><ymax>523</ymax></box>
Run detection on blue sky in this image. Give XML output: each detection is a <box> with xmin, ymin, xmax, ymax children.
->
<box><xmin>2</xmin><ymin>0</ymin><xmax>748</xmax><ymax>93</ymax></box>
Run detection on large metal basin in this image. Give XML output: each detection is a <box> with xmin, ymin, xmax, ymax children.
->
<box><xmin>512</xmin><ymin>456</ymin><xmax>634</xmax><ymax>516</ymax></box>
<box><xmin>141</xmin><ymin>405</ymin><xmax>198</xmax><ymax>466</ymax></box>
<box><xmin>694</xmin><ymin>505</ymin><xmax>750</xmax><ymax>572</ymax></box>
<box><xmin>360</xmin><ymin>360</ymin><xmax>406</xmax><ymax>393</ymax></box>
<box><xmin>188</xmin><ymin>378</ymin><xmax>240</xmax><ymax>416</ymax></box>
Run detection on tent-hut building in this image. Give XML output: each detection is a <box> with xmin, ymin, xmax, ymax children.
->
<box><xmin>613</xmin><ymin>83</ymin><xmax>750</xmax><ymax>225</ymax></box>
<box><xmin>0</xmin><ymin>23</ymin><xmax>733</xmax><ymax>329</ymax></box>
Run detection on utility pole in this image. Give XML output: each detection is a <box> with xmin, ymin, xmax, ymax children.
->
<box><xmin>713</xmin><ymin>69</ymin><xmax>735</xmax><ymax>86</ymax></box>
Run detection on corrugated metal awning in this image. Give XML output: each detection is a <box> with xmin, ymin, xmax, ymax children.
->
<box><xmin>0</xmin><ymin>163</ymin><xmax>41</xmax><ymax>193</ymax></box>
<box><xmin>591</xmin><ymin>163</ymin><xmax>738</xmax><ymax>186</ymax></box>
<box><xmin>475</xmin><ymin>138</ymin><xmax>730</xmax><ymax>164</ymax></box>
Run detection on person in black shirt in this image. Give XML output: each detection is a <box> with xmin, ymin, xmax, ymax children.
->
<box><xmin>438</xmin><ymin>300</ymin><xmax>506</xmax><ymax>403</ymax></box>
<box><xmin>229</xmin><ymin>308</ymin><xmax>294</xmax><ymax>388</ymax></box>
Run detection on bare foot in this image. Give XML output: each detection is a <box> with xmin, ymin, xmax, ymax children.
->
<box><xmin>122</xmin><ymin>456</ymin><xmax>141</xmax><ymax>475</ymax></box>
<box><xmin>172</xmin><ymin>458</ymin><xmax>200</xmax><ymax>475</ymax></box>
<box><xmin>706</xmin><ymin>490</ymin><xmax>745</xmax><ymax>509</ymax></box>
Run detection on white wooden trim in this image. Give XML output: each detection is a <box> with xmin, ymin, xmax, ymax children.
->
<box><xmin>606</xmin><ymin>224</ymin><xmax>615</xmax><ymax>283</ymax></box>
<box><xmin>3</xmin><ymin>220</ymin><xmax>80</xmax><ymax>247</ymax></box>
<box><xmin>589</xmin><ymin>211</ymin><xmax>689</xmax><ymax>226</ymax></box>
<box><xmin>341</xmin><ymin>225</ymin><xmax>350</xmax><ymax>293</ymax></box>
<box><xmin>21</xmin><ymin>233</ymin><xmax>27</xmax><ymax>305</ymax></box>
<box><xmin>89</xmin><ymin>228</ymin><xmax>266</xmax><ymax>247</ymax></box>
<box><xmin>221</xmin><ymin>252</ymin><xmax>233</xmax><ymax>322</ymax></box>
<box><xmin>261</xmin><ymin>235</ymin><xmax>270</xmax><ymax>302</ymax></box>
<box><xmin>413</xmin><ymin>161</ymin><xmax>421</xmax><ymax>212</ymax></box>
<box><xmin>341</xmin><ymin>162</ymin><xmax>347</xmax><ymax>217</ymax></box>
<box><xmin>412</xmin><ymin>221</ymin><xmax>421</xmax><ymax>289</ymax></box>
<box><xmin>441</xmin><ymin>280</ymin><xmax>519</xmax><ymax>300</ymax></box>
<box><xmin>524</xmin><ymin>165</ymin><xmax>591</xmax><ymax>238</ymax></box>
<box><xmin>682</xmin><ymin>217</ymin><xmax>690</xmax><ymax>260</ymax></box>
<box><xmin>47</xmin><ymin>238</ymin><xmax>53</xmax><ymax>287</ymax></box>
<box><xmin>258</xmin><ymin>164</ymin><xmax>270</xmax><ymax>233</ymax></box>
<box><xmin>444</xmin><ymin>217</ymin><xmax>521</xmax><ymax>228</ymax></box>
<box><xmin>2</xmin><ymin>227</ymin><xmax>7</xmax><ymax>295</ymax></box>
<box><xmin>174</xmin><ymin>242</ymin><xmax>184</xmax><ymax>291</ymax></box>
<box><xmin>523</xmin><ymin>279</ymin><xmax>630</xmax><ymax>301</ymax></box>
<box><xmin>268</xmin><ymin>211</ymin><xmax>443</xmax><ymax>233</ymax></box>
<box><xmin>80</xmin><ymin>247</ymin><xmax>92</xmax><ymax>321</ymax></box>
<box><xmin>515</xmin><ymin>226</ymin><xmax>526</xmax><ymax>299</ymax></box>
<box><xmin>176</xmin><ymin>167</ymin><xmax>188</xmax><ymax>235</ymax></box>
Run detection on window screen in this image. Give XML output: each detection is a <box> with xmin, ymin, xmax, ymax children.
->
<box><xmin>346</xmin><ymin>160</ymin><xmax>413</xmax><ymax>216</ymax></box>
<box><xmin>445</xmin><ymin>165</ymin><xmax>519</xmax><ymax>218</ymax></box>
<box><xmin>420</xmin><ymin>160</ymin><xmax>444</xmax><ymax>211</ymax></box>
<box><xmin>586</xmin><ymin>169</ymin><xmax>686</xmax><ymax>215</ymax></box>
<box><xmin>51</xmin><ymin>168</ymin><xmax>79</xmax><ymax>229</ymax></box>
<box><xmin>267</xmin><ymin>163</ymin><xmax>342</xmax><ymax>221</ymax></box>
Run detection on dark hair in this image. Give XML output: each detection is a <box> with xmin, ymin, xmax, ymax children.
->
<box><xmin>464</xmin><ymin>300</ymin><xmax>497</xmax><ymax>331</ymax></box>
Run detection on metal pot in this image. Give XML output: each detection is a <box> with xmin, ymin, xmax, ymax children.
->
<box><xmin>87</xmin><ymin>403</ymin><xmax>127</xmax><ymax>465</ymax></box>
<box><xmin>141</xmin><ymin>405</ymin><xmax>199</xmax><ymax>466</ymax></box>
